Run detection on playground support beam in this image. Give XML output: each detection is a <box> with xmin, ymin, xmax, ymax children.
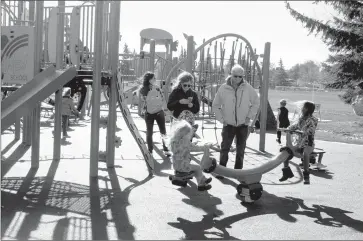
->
<box><xmin>149</xmin><ymin>40</ymin><xmax>156</xmax><ymax>71</ymax></box>
<box><xmin>106</xmin><ymin>1</ymin><xmax>121</xmax><ymax>168</ymax></box>
<box><xmin>23</xmin><ymin>1</ymin><xmax>36</xmax><ymax>145</ymax></box>
<box><xmin>259</xmin><ymin>42</ymin><xmax>271</xmax><ymax>152</ymax></box>
<box><xmin>90</xmin><ymin>1</ymin><xmax>104</xmax><ymax>178</ymax></box>
<box><xmin>31</xmin><ymin>0</ymin><xmax>44</xmax><ymax>168</ymax></box>
<box><xmin>53</xmin><ymin>0</ymin><xmax>65</xmax><ymax>161</ymax></box>
<box><xmin>186</xmin><ymin>36</ymin><xmax>194</xmax><ymax>73</ymax></box>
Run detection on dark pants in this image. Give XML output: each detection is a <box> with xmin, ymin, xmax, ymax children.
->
<box><xmin>220</xmin><ymin>124</ymin><xmax>248</xmax><ymax>169</ymax></box>
<box><xmin>277</xmin><ymin>123</ymin><xmax>290</xmax><ymax>141</ymax></box>
<box><xmin>62</xmin><ymin>115</ymin><xmax>69</xmax><ymax>136</ymax></box>
<box><xmin>145</xmin><ymin>111</ymin><xmax>168</xmax><ymax>153</ymax></box>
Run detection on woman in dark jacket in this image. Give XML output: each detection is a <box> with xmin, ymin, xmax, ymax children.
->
<box><xmin>167</xmin><ymin>72</ymin><xmax>200</xmax><ymax>120</ymax></box>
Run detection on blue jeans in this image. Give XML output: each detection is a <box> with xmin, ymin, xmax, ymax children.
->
<box><xmin>220</xmin><ymin>124</ymin><xmax>248</xmax><ymax>169</ymax></box>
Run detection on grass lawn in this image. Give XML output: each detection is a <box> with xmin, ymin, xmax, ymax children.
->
<box><xmin>268</xmin><ymin>89</ymin><xmax>363</xmax><ymax>145</ymax></box>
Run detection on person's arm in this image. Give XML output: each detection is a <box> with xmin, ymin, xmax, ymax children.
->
<box><xmin>288</xmin><ymin>120</ymin><xmax>299</xmax><ymax>131</ymax></box>
<box><xmin>246</xmin><ymin>86</ymin><xmax>260</xmax><ymax>121</ymax></box>
<box><xmin>212</xmin><ymin>87</ymin><xmax>224</xmax><ymax>124</ymax></box>
<box><xmin>276</xmin><ymin>109</ymin><xmax>281</xmax><ymax>127</ymax></box>
<box><xmin>167</xmin><ymin>89</ymin><xmax>180</xmax><ymax>111</ymax></box>
<box><xmin>138</xmin><ymin>88</ymin><xmax>147</xmax><ymax>116</ymax></box>
<box><xmin>305</xmin><ymin>118</ymin><xmax>317</xmax><ymax>136</ymax></box>
<box><xmin>189</xmin><ymin>91</ymin><xmax>200</xmax><ymax>114</ymax></box>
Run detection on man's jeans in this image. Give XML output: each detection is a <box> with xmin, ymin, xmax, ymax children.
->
<box><xmin>145</xmin><ymin>110</ymin><xmax>168</xmax><ymax>153</ymax></box>
<box><xmin>220</xmin><ymin>124</ymin><xmax>248</xmax><ymax>169</ymax></box>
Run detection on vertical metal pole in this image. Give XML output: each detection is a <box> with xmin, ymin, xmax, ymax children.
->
<box><xmin>259</xmin><ymin>42</ymin><xmax>271</xmax><ymax>152</ymax></box>
<box><xmin>186</xmin><ymin>36</ymin><xmax>194</xmax><ymax>73</ymax></box>
<box><xmin>106</xmin><ymin>1</ymin><xmax>120</xmax><ymax>168</ymax></box>
<box><xmin>31</xmin><ymin>0</ymin><xmax>44</xmax><ymax>168</ymax></box>
<box><xmin>17</xmin><ymin>0</ymin><xmax>23</xmax><ymax>25</ymax></box>
<box><xmin>23</xmin><ymin>0</ymin><xmax>36</xmax><ymax>146</ymax></box>
<box><xmin>90</xmin><ymin>1</ymin><xmax>104</xmax><ymax>178</ymax></box>
<box><xmin>53</xmin><ymin>0</ymin><xmax>65</xmax><ymax>161</ymax></box>
<box><xmin>149</xmin><ymin>40</ymin><xmax>155</xmax><ymax>71</ymax></box>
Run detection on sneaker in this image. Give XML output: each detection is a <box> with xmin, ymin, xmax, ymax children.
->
<box><xmin>198</xmin><ymin>184</ymin><xmax>212</xmax><ymax>191</ymax></box>
<box><xmin>204</xmin><ymin>177</ymin><xmax>212</xmax><ymax>184</ymax></box>
<box><xmin>164</xmin><ymin>150</ymin><xmax>172</xmax><ymax>157</ymax></box>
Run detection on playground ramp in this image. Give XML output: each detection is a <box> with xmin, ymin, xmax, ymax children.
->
<box><xmin>1</xmin><ymin>66</ymin><xmax>77</xmax><ymax>132</ymax></box>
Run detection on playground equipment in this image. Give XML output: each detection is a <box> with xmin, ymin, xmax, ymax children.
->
<box><xmin>1</xmin><ymin>1</ymin><xmax>155</xmax><ymax>177</ymax></box>
<box><xmin>163</xmin><ymin>34</ymin><xmax>274</xmax><ymax>152</ymax></box>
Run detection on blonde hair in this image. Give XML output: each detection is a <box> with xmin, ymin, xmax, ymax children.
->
<box><xmin>168</xmin><ymin>120</ymin><xmax>193</xmax><ymax>153</ymax></box>
<box><xmin>173</xmin><ymin>71</ymin><xmax>194</xmax><ymax>90</ymax></box>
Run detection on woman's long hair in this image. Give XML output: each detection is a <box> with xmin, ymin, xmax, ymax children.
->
<box><xmin>173</xmin><ymin>71</ymin><xmax>194</xmax><ymax>91</ymax></box>
<box><xmin>140</xmin><ymin>71</ymin><xmax>155</xmax><ymax>96</ymax></box>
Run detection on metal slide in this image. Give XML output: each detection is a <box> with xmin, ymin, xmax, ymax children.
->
<box><xmin>115</xmin><ymin>74</ymin><xmax>154</xmax><ymax>172</ymax></box>
<box><xmin>1</xmin><ymin>66</ymin><xmax>77</xmax><ymax>132</ymax></box>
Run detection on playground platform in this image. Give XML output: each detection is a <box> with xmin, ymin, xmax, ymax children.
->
<box><xmin>1</xmin><ymin>109</ymin><xmax>363</xmax><ymax>240</ymax></box>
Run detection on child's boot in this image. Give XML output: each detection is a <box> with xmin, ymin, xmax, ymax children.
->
<box><xmin>303</xmin><ymin>171</ymin><xmax>310</xmax><ymax>184</ymax></box>
<box><xmin>198</xmin><ymin>184</ymin><xmax>212</xmax><ymax>191</ymax></box>
<box><xmin>279</xmin><ymin>166</ymin><xmax>294</xmax><ymax>182</ymax></box>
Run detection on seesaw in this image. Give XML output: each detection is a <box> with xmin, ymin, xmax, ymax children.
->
<box><xmin>278</xmin><ymin>128</ymin><xmax>327</xmax><ymax>171</ymax></box>
<box><xmin>199</xmin><ymin>128</ymin><xmax>322</xmax><ymax>203</ymax></box>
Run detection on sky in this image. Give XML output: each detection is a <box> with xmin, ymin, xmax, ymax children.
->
<box><xmin>42</xmin><ymin>1</ymin><xmax>337</xmax><ymax>69</ymax></box>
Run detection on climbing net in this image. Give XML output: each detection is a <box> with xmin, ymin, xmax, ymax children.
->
<box><xmin>187</xmin><ymin>35</ymin><xmax>262</xmax><ymax>150</ymax></box>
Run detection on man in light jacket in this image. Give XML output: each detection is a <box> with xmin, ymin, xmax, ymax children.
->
<box><xmin>212</xmin><ymin>64</ymin><xmax>260</xmax><ymax>173</ymax></box>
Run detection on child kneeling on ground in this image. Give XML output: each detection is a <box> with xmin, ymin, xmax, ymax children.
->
<box><xmin>279</xmin><ymin>101</ymin><xmax>318</xmax><ymax>185</ymax></box>
<box><xmin>168</xmin><ymin>120</ymin><xmax>212</xmax><ymax>191</ymax></box>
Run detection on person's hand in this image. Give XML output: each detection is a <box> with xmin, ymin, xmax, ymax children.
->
<box><xmin>245</xmin><ymin>117</ymin><xmax>251</xmax><ymax>124</ymax></box>
<box><xmin>179</xmin><ymin>99</ymin><xmax>189</xmax><ymax>104</ymax></box>
<box><xmin>188</xmin><ymin>103</ymin><xmax>193</xmax><ymax>108</ymax></box>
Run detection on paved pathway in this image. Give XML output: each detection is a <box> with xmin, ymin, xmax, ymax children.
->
<box><xmin>1</xmin><ymin>109</ymin><xmax>363</xmax><ymax>240</ymax></box>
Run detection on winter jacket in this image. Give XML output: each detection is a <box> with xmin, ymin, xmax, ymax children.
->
<box><xmin>62</xmin><ymin>96</ymin><xmax>78</xmax><ymax>116</ymax></box>
<box><xmin>167</xmin><ymin>87</ymin><xmax>200</xmax><ymax>118</ymax></box>
<box><xmin>212</xmin><ymin>78</ymin><xmax>260</xmax><ymax>126</ymax></box>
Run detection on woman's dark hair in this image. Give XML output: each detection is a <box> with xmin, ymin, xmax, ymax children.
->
<box><xmin>139</xmin><ymin>71</ymin><xmax>155</xmax><ymax>97</ymax></box>
<box><xmin>142</xmin><ymin>71</ymin><xmax>155</xmax><ymax>89</ymax></box>
<box><xmin>303</xmin><ymin>101</ymin><xmax>315</xmax><ymax>115</ymax></box>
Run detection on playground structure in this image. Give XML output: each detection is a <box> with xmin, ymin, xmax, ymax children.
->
<box><xmin>2</xmin><ymin>0</ymin><xmax>286</xmax><ymax>203</ymax></box>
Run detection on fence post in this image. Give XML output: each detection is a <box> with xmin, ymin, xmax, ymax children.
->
<box><xmin>259</xmin><ymin>42</ymin><xmax>271</xmax><ymax>152</ymax></box>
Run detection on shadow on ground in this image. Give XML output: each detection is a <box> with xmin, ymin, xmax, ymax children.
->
<box><xmin>168</xmin><ymin>191</ymin><xmax>363</xmax><ymax>240</ymax></box>
<box><xmin>1</xmin><ymin>161</ymin><xmax>152</xmax><ymax>240</ymax></box>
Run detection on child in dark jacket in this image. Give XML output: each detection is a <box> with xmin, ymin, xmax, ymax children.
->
<box><xmin>61</xmin><ymin>88</ymin><xmax>79</xmax><ymax>137</ymax></box>
<box><xmin>276</xmin><ymin>99</ymin><xmax>290</xmax><ymax>144</ymax></box>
